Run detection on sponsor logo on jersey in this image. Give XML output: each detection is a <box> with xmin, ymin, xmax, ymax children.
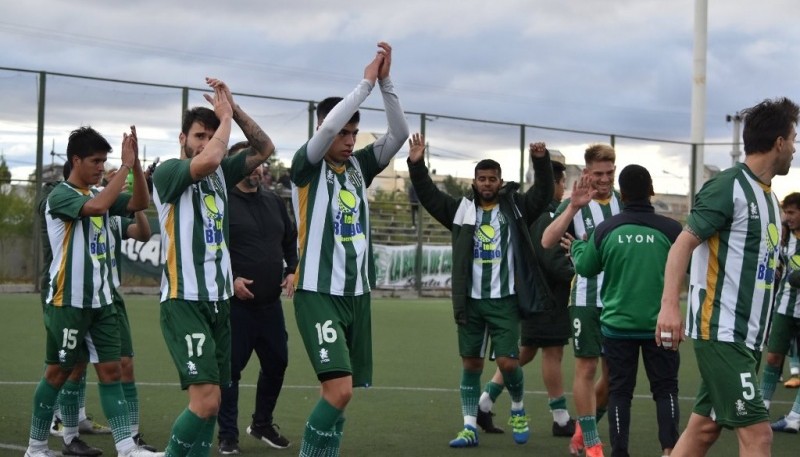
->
<box><xmin>89</xmin><ymin>216</ymin><xmax>107</xmax><ymax>259</ymax></box>
<box><xmin>201</xmin><ymin>192</ymin><xmax>224</xmax><ymax>249</ymax></box>
<box><xmin>333</xmin><ymin>189</ymin><xmax>365</xmax><ymax>242</ymax></box>
<box><xmin>474</xmin><ymin>223</ymin><xmax>501</xmax><ymax>264</ymax></box>
<box><xmin>757</xmin><ymin>222</ymin><xmax>780</xmax><ymax>288</ymax></box>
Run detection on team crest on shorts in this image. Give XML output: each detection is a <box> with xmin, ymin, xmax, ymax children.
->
<box><xmin>187</xmin><ymin>361</ymin><xmax>198</xmax><ymax>376</ymax></box>
<box><xmin>319</xmin><ymin>348</ymin><xmax>330</xmax><ymax>364</ymax></box>
<box><xmin>58</xmin><ymin>349</ymin><xmax>67</xmax><ymax>363</ymax></box>
<box><xmin>735</xmin><ymin>399</ymin><xmax>747</xmax><ymax>416</ymax></box>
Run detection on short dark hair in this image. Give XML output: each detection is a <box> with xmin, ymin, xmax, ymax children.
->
<box><xmin>62</xmin><ymin>161</ymin><xmax>71</xmax><ymax>180</ymax></box>
<box><xmin>783</xmin><ymin>192</ymin><xmax>800</xmax><ymax>211</ymax></box>
<box><xmin>474</xmin><ymin>159</ymin><xmax>501</xmax><ymax>177</ymax></box>
<box><xmin>317</xmin><ymin>97</ymin><xmax>359</xmax><ymax>125</ymax></box>
<box><xmin>228</xmin><ymin>141</ymin><xmax>250</xmax><ymax>156</ymax></box>
<box><xmin>618</xmin><ymin>164</ymin><xmax>653</xmax><ymax>202</ymax></box>
<box><xmin>182</xmin><ymin>107</ymin><xmax>220</xmax><ymax>135</ymax></box>
<box><xmin>66</xmin><ymin>126</ymin><xmax>112</xmax><ymax>164</ymax></box>
<box><xmin>552</xmin><ymin>161</ymin><xmax>566</xmax><ymax>182</ymax></box>
<box><xmin>741</xmin><ymin>97</ymin><xmax>799</xmax><ymax>155</ymax></box>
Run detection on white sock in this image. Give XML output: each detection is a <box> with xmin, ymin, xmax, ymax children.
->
<box><xmin>553</xmin><ymin>409</ymin><xmax>571</xmax><ymax>426</ymax></box>
<box><xmin>478</xmin><ymin>392</ymin><xmax>494</xmax><ymax>413</ymax></box>
<box><xmin>464</xmin><ymin>416</ymin><xmax>477</xmax><ymax>428</ymax></box>
<box><xmin>511</xmin><ymin>401</ymin><xmax>523</xmax><ymax>411</ymax></box>
<box><xmin>787</xmin><ymin>411</ymin><xmax>800</xmax><ymax>421</ymax></box>
<box><xmin>62</xmin><ymin>427</ymin><xmax>79</xmax><ymax>445</ymax></box>
<box><xmin>764</xmin><ymin>399</ymin><xmax>771</xmax><ymax>410</ymax></box>
<box><xmin>115</xmin><ymin>437</ymin><xmax>137</xmax><ymax>456</ymax></box>
<box><xmin>78</xmin><ymin>407</ymin><xmax>87</xmax><ymax>423</ymax></box>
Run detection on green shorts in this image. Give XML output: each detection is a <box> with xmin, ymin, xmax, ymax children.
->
<box><xmin>160</xmin><ymin>299</ymin><xmax>231</xmax><ymax>389</ymax></box>
<box><xmin>570</xmin><ymin>306</ymin><xmax>603</xmax><ymax>358</ymax></box>
<box><xmin>460</xmin><ymin>296</ymin><xmax>519</xmax><ymax>359</ymax></box>
<box><xmin>45</xmin><ymin>304</ymin><xmax>118</xmax><ymax>368</ymax></box>
<box><xmin>294</xmin><ymin>290</ymin><xmax>373</xmax><ymax>387</ymax></box>
<box><xmin>113</xmin><ymin>290</ymin><xmax>134</xmax><ymax>358</ymax></box>
<box><xmin>766</xmin><ymin>313</ymin><xmax>800</xmax><ymax>355</ymax></box>
<box><xmin>691</xmin><ymin>339</ymin><xmax>769</xmax><ymax>428</ymax></box>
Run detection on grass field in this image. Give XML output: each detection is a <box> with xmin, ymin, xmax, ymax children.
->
<box><xmin>0</xmin><ymin>293</ymin><xmax>797</xmax><ymax>456</ymax></box>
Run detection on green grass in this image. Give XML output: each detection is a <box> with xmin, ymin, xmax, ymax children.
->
<box><xmin>0</xmin><ymin>293</ymin><xmax>798</xmax><ymax>456</ymax></box>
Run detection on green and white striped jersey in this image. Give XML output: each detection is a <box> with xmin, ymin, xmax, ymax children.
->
<box><xmin>107</xmin><ymin>215</ymin><xmax>133</xmax><ymax>289</ymax></box>
<box><xmin>555</xmin><ymin>192</ymin><xmax>622</xmax><ymax>308</ymax></box>
<box><xmin>151</xmin><ymin>153</ymin><xmax>246</xmax><ymax>302</ymax></box>
<box><xmin>471</xmin><ymin>205</ymin><xmax>514</xmax><ymax>299</ymax></box>
<box><xmin>291</xmin><ymin>143</ymin><xmax>381</xmax><ymax>296</ymax></box>
<box><xmin>685</xmin><ymin>163</ymin><xmax>780</xmax><ymax>349</ymax></box>
<box><xmin>775</xmin><ymin>233</ymin><xmax>800</xmax><ymax>318</ymax></box>
<box><xmin>44</xmin><ymin>182</ymin><xmax>131</xmax><ymax>308</ymax></box>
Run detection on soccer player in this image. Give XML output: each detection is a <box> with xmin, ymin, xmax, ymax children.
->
<box><xmin>541</xmin><ymin>144</ymin><xmax>621</xmax><ymax>457</ymax></box>
<box><xmin>103</xmin><ymin>166</ymin><xmax>157</xmax><ymax>451</ymax></box>
<box><xmin>26</xmin><ymin>125</ymin><xmax>157</xmax><ymax>457</ymax></box>
<box><xmin>760</xmin><ymin>192</ymin><xmax>800</xmax><ymax>433</ymax></box>
<box><xmin>38</xmin><ymin>163</ymin><xmax>109</xmax><ymax>457</ymax></box>
<box><xmin>151</xmin><ymin>78</ymin><xmax>276</xmax><ymax>456</ymax></box>
<box><xmin>290</xmin><ymin>42</ymin><xmax>408</xmax><ymax>456</ymax></box>
<box><xmin>569</xmin><ymin>164</ymin><xmax>681</xmax><ymax>457</ymax></box>
<box><xmin>657</xmin><ymin>97</ymin><xmax>798</xmax><ymax>457</ymax></box>
<box><xmin>408</xmin><ymin>136</ymin><xmax>554</xmax><ymax>448</ymax></box>
<box><xmin>477</xmin><ymin>160</ymin><xmax>577</xmax><ymax>438</ymax></box>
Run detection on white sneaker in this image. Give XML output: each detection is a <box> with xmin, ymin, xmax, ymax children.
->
<box><xmin>770</xmin><ymin>415</ymin><xmax>800</xmax><ymax>433</ymax></box>
<box><xmin>119</xmin><ymin>448</ymin><xmax>165</xmax><ymax>457</ymax></box>
<box><xmin>25</xmin><ymin>448</ymin><xmax>56</xmax><ymax>457</ymax></box>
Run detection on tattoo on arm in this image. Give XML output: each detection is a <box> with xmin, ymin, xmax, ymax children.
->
<box><xmin>233</xmin><ymin>107</ymin><xmax>273</xmax><ymax>172</ymax></box>
<box><xmin>684</xmin><ymin>225</ymin><xmax>702</xmax><ymax>242</ymax></box>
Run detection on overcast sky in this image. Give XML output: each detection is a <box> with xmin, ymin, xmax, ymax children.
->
<box><xmin>1</xmin><ymin>0</ymin><xmax>799</xmax><ymax>198</ymax></box>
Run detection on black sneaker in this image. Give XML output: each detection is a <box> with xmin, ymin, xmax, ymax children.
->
<box><xmin>62</xmin><ymin>437</ymin><xmax>103</xmax><ymax>457</ymax></box>
<box><xmin>552</xmin><ymin>418</ymin><xmax>576</xmax><ymax>437</ymax></box>
<box><xmin>247</xmin><ymin>423</ymin><xmax>291</xmax><ymax>449</ymax></box>
<box><xmin>476</xmin><ymin>409</ymin><xmax>504</xmax><ymax>434</ymax></box>
<box><xmin>218</xmin><ymin>439</ymin><xmax>240</xmax><ymax>455</ymax></box>
<box><xmin>133</xmin><ymin>433</ymin><xmax>158</xmax><ymax>452</ymax></box>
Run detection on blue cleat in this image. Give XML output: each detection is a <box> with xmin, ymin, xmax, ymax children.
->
<box><xmin>448</xmin><ymin>425</ymin><xmax>479</xmax><ymax>448</ymax></box>
<box><xmin>770</xmin><ymin>416</ymin><xmax>800</xmax><ymax>434</ymax></box>
<box><xmin>508</xmin><ymin>409</ymin><xmax>530</xmax><ymax>444</ymax></box>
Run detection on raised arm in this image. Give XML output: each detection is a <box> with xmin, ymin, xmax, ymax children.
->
<box><xmin>406</xmin><ymin>133</ymin><xmax>460</xmax><ymax>230</ymax></box>
<box><xmin>126</xmin><ymin>126</ymin><xmax>150</xmax><ymax>213</ymax></box>
<box><xmin>371</xmin><ymin>42</ymin><xmax>410</xmax><ymax>167</ymax></box>
<box><xmin>540</xmin><ymin>173</ymin><xmax>596</xmax><ymax>248</ymax></box>
<box><xmin>126</xmin><ymin>211</ymin><xmax>152</xmax><ymax>242</ymax></box>
<box><xmin>522</xmin><ymin>142</ymin><xmax>554</xmax><ymax>223</ymax></box>
<box><xmin>189</xmin><ymin>79</ymin><xmax>233</xmax><ymax>180</ymax></box>
<box><xmin>305</xmin><ymin>51</ymin><xmax>384</xmax><ymax>164</ymax></box>
<box><xmin>81</xmin><ymin>126</ymin><xmax>142</xmax><ymax>216</ymax></box>
<box><xmin>210</xmin><ymin>78</ymin><xmax>276</xmax><ymax>174</ymax></box>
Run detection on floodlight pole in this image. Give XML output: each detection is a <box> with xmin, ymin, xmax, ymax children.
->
<box><xmin>726</xmin><ymin>112</ymin><xmax>742</xmax><ymax>166</ymax></box>
<box><xmin>690</xmin><ymin>0</ymin><xmax>708</xmax><ymax>197</ymax></box>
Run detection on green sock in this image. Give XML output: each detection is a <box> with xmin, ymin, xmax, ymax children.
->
<box><xmin>460</xmin><ymin>370</ymin><xmax>482</xmax><ymax>418</ymax></box>
<box><xmin>578</xmin><ymin>415</ymin><xmax>601</xmax><ymax>447</ymax></box>
<box><xmin>485</xmin><ymin>381</ymin><xmax>505</xmax><ymax>402</ymax></box>
<box><xmin>300</xmin><ymin>399</ymin><xmax>343</xmax><ymax>457</ymax></box>
<box><xmin>59</xmin><ymin>380</ymin><xmax>81</xmax><ymax>443</ymax></box>
<box><xmin>549</xmin><ymin>395</ymin><xmax>568</xmax><ymax>411</ymax></box>
<box><xmin>98</xmin><ymin>382</ymin><xmax>131</xmax><ymax>445</ymax></box>
<box><xmin>330</xmin><ymin>415</ymin><xmax>346</xmax><ymax>457</ymax></box>
<box><xmin>501</xmin><ymin>366</ymin><xmax>524</xmax><ymax>405</ymax></box>
<box><xmin>595</xmin><ymin>406</ymin><xmax>607</xmax><ymax>422</ymax></box>
<box><xmin>761</xmin><ymin>364</ymin><xmax>781</xmax><ymax>403</ymax></box>
<box><xmin>122</xmin><ymin>382</ymin><xmax>139</xmax><ymax>435</ymax></box>
<box><xmin>165</xmin><ymin>408</ymin><xmax>207</xmax><ymax>457</ymax></box>
<box><xmin>29</xmin><ymin>378</ymin><xmax>60</xmax><ymax>441</ymax></box>
<box><xmin>186</xmin><ymin>415</ymin><xmax>216</xmax><ymax>457</ymax></box>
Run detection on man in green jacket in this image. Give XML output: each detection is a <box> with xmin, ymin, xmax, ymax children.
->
<box><xmin>407</xmin><ymin>133</ymin><xmax>553</xmax><ymax>448</ymax></box>
<box><xmin>568</xmin><ymin>164</ymin><xmax>682</xmax><ymax>457</ymax></box>
<box><xmin>476</xmin><ymin>160</ymin><xmax>577</xmax><ymax>437</ymax></box>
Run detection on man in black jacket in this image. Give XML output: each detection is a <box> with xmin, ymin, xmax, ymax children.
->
<box><xmin>217</xmin><ymin>142</ymin><xmax>298</xmax><ymax>454</ymax></box>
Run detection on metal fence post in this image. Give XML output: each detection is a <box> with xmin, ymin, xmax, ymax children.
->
<box><xmin>32</xmin><ymin>71</ymin><xmax>46</xmax><ymax>291</ymax></box>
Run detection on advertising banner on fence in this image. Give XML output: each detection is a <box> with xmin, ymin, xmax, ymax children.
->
<box><xmin>119</xmin><ymin>229</ymin><xmax>453</xmax><ymax>291</ymax></box>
